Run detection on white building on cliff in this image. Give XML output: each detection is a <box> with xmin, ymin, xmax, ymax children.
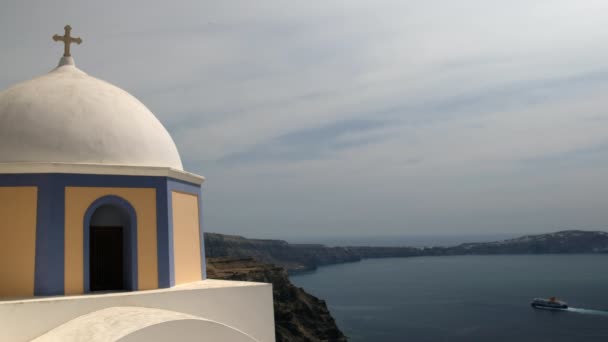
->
<box><xmin>0</xmin><ymin>26</ymin><xmax>275</xmax><ymax>342</ymax></box>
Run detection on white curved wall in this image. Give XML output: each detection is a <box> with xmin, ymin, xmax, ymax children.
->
<box><xmin>31</xmin><ymin>306</ymin><xmax>259</xmax><ymax>342</ymax></box>
<box><xmin>120</xmin><ymin>319</ymin><xmax>259</xmax><ymax>342</ymax></box>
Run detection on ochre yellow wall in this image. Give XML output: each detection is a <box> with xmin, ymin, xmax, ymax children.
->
<box><xmin>64</xmin><ymin>187</ymin><xmax>158</xmax><ymax>294</ymax></box>
<box><xmin>172</xmin><ymin>191</ymin><xmax>202</xmax><ymax>285</ymax></box>
<box><xmin>0</xmin><ymin>187</ymin><xmax>37</xmax><ymax>297</ymax></box>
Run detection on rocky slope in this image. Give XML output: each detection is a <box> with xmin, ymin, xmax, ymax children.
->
<box><xmin>205</xmin><ymin>233</ymin><xmax>360</xmax><ymax>272</ymax></box>
<box><xmin>205</xmin><ymin>230</ymin><xmax>608</xmax><ymax>272</ymax></box>
<box><xmin>207</xmin><ymin>257</ymin><xmax>347</xmax><ymax>342</ymax></box>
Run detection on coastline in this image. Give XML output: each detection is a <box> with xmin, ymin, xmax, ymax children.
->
<box><xmin>204</xmin><ymin>229</ymin><xmax>608</xmax><ymax>341</ymax></box>
<box><xmin>205</xmin><ymin>230</ymin><xmax>608</xmax><ymax>274</ymax></box>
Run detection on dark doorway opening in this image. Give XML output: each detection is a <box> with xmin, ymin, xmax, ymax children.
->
<box><xmin>90</xmin><ymin>226</ymin><xmax>124</xmax><ymax>291</ymax></box>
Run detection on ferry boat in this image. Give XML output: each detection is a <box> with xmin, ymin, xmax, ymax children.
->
<box><xmin>531</xmin><ymin>297</ymin><xmax>568</xmax><ymax>310</ymax></box>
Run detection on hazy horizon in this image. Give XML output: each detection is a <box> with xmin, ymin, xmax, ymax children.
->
<box><xmin>287</xmin><ymin>232</ymin><xmax>521</xmax><ymax>247</ymax></box>
<box><xmin>220</xmin><ymin>228</ymin><xmax>608</xmax><ymax>247</ymax></box>
<box><xmin>2</xmin><ymin>1</ymin><xmax>608</xmax><ymax>239</ymax></box>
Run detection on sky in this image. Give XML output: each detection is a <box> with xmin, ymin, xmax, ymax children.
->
<box><xmin>2</xmin><ymin>1</ymin><xmax>608</xmax><ymax>241</ymax></box>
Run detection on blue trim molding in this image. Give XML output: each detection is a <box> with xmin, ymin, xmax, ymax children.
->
<box><xmin>156</xmin><ymin>183</ymin><xmax>173</xmax><ymax>288</ymax></box>
<box><xmin>83</xmin><ymin>195</ymin><xmax>138</xmax><ymax>293</ymax></box>
<box><xmin>166</xmin><ymin>185</ymin><xmax>176</xmax><ymax>286</ymax></box>
<box><xmin>34</xmin><ymin>175</ymin><xmax>65</xmax><ymax>296</ymax></box>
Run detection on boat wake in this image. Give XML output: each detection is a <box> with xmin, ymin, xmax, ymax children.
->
<box><xmin>567</xmin><ymin>308</ymin><xmax>608</xmax><ymax>317</ymax></box>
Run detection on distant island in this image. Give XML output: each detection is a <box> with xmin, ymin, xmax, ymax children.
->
<box><xmin>205</xmin><ymin>230</ymin><xmax>608</xmax><ymax>273</ymax></box>
<box><xmin>205</xmin><ymin>230</ymin><xmax>608</xmax><ymax>341</ymax></box>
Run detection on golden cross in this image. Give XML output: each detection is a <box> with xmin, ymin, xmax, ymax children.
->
<box><xmin>52</xmin><ymin>25</ymin><xmax>82</xmax><ymax>57</ymax></box>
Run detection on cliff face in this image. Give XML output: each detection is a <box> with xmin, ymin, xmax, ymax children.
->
<box><xmin>205</xmin><ymin>233</ymin><xmax>360</xmax><ymax>272</ymax></box>
<box><xmin>207</xmin><ymin>257</ymin><xmax>347</xmax><ymax>342</ymax></box>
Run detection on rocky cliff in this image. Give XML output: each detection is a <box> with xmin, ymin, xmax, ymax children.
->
<box><xmin>207</xmin><ymin>257</ymin><xmax>347</xmax><ymax>342</ymax></box>
<box><xmin>205</xmin><ymin>233</ymin><xmax>360</xmax><ymax>272</ymax></box>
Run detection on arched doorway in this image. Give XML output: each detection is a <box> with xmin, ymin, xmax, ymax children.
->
<box><xmin>84</xmin><ymin>196</ymin><xmax>138</xmax><ymax>292</ymax></box>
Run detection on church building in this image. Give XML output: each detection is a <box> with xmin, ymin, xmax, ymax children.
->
<box><xmin>0</xmin><ymin>26</ymin><xmax>274</xmax><ymax>342</ymax></box>
<box><xmin>0</xmin><ymin>24</ymin><xmax>205</xmax><ymax>297</ymax></box>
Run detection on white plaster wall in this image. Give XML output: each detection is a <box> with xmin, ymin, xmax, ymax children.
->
<box><xmin>0</xmin><ymin>280</ymin><xmax>275</xmax><ymax>342</ymax></box>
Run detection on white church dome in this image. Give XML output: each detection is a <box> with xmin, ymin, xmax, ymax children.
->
<box><xmin>0</xmin><ymin>58</ymin><xmax>183</xmax><ymax>170</ymax></box>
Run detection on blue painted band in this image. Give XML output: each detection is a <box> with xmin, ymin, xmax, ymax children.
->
<box><xmin>34</xmin><ymin>175</ymin><xmax>65</xmax><ymax>295</ymax></box>
<box><xmin>166</xmin><ymin>186</ymin><xmax>175</xmax><ymax>286</ymax></box>
<box><xmin>156</xmin><ymin>183</ymin><xmax>172</xmax><ymax>288</ymax></box>
<box><xmin>0</xmin><ymin>173</ymin><xmax>201</xmax><ymax>189</ymax></box>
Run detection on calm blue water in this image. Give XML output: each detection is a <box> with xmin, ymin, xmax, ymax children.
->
<box><xmin>291</xmin><ymin>255</ymin><xmax>608</xmax><ymax>341</ymax></box>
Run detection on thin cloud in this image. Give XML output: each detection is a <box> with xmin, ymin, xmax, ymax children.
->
<box><xmin>219</xmin><ymin>118</ymin><xmax>394</xmax><ymax>164</ymax></box>
<box><xmin>2</xmin><ymin>0</ymin><xmax>608</xmax><ymax>238</ymax></box>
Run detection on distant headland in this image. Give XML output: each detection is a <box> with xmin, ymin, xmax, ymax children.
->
<box><xmin>205</xmin><ymin>230</ymin><xmax>608</xmax><ymax>273</ymax></box>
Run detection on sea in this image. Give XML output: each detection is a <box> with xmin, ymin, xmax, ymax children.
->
<box><xmin>290</xmin><ymin>254</ymin><xmax>608</xmax><ymax>342</ymax></box>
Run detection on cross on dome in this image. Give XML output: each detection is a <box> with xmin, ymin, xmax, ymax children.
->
<box><xmin>52</xmin><ymin>25</ymin><xmax>82</xmax><ymax>57</ymax></box>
